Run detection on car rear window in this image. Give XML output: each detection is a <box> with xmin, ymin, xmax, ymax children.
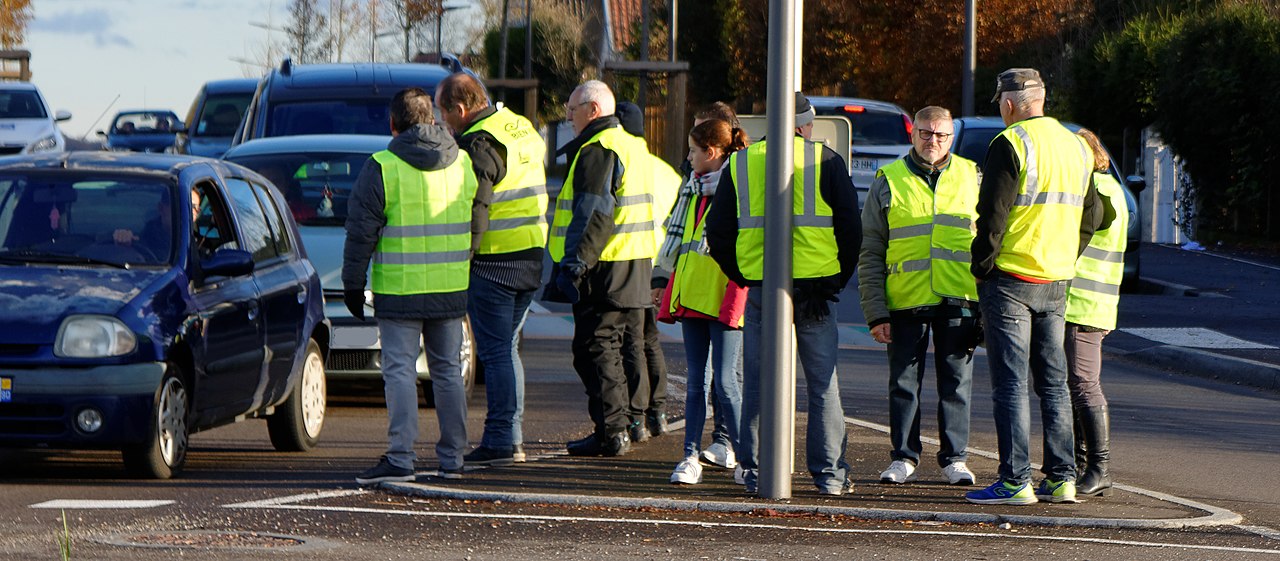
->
<box><xmin>226</xmin><ymin>152</ymin><xmax>367</xmax><ymax>226</ymax></box>
<box><xmin>0</xmin><ymin>91</ymin><xmax>47</xmax><ymax>119</ymax></box>
<box><xmin>955</xmin><ymin>127</ymin><xmax>1003</xmax><ymax>168</ymax></box>
<box><xmin>268</xmin><ymin>101</ymin><xmax>391</xmax><ymax>137</ymax></box>
<box><xmin>815</xmin><ymin>106</ymin><xmax>910</xmax><ymax>146</ymax></box>
<box><xmin>196</xmin><ymin>93</ymin><xmax>253</xmax><ymax>137</ymax></box>
<box><xmin>0</xmin><ymin>174</ymin><xmax>175</xmax><ymax>266</ymax></box>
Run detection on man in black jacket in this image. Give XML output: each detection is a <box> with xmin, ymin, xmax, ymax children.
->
<box><xmin>345</xmin><ymin>87</ymin><xmax>478</xmax><ymax>484</ymax></box>
<box><xmin>704</xmin><ymin>92</ymin><xmax>862</xmax><ymax>496</ymax></box>
<box><xmin>436</xmin><ymin>72</ymin><xmax>546</xmax><ymax>467</ymax></box>
<box><xmin>545</xmin><ymin>80</ymin><xmax>657</xmax><ymax>457</ymax></box>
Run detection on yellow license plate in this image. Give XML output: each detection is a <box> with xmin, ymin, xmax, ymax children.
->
<box><xmin>0</xmin><ymin>377</ymin><xmax>11</xmax><ymax>402</ymax></box>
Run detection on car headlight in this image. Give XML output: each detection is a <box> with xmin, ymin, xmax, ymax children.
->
<box><xmin>27</xmin><ymin>134</ymin><xmax>59</xmax><ymax>153</ymax></box>
<box><xmin>55</xmin><ymin>315</ymin><xmax>137</xmax><ymax>358</ymax></box>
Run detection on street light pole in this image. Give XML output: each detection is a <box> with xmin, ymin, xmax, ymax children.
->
<box><xmin>962</xmin><ymin>0</ymin><xmax>977</xmax><ymax>116</ymax></box>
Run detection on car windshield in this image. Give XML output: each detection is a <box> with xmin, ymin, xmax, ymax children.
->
<box><xmin>113</xmin><ymin>112</ymin><xmax>178</xmax><ymax>134</ymax></box>
<box><xmin>268</xmin><ymin>101</ymin><xmax>391</xmax><ymax>137</ymax></box>
<box><xmin>0</xmin><ymin>91</ymin><xmax>47</xmax><ymax>119</ymax></box>
<box><xmin>815</xmin><ymin>106</ymin><xmax>910</xmax><ymax>146</ymax></box>
<box><xmin>0</xmin><ymin>174</ymin><xmax>177</xmax><ymax>266</ymax></box>
<box><xmin>227</xmin><ymin>152</ymin><xmax>366</xmax><ymax>226</ymax></box>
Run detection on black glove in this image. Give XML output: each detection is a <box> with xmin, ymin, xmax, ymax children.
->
<box><xmin>555</xmin><ymin>271</ymin><xmax>580</xmax><ymax>304</ymax></box>
<box><xmin>344</xmin><ymin>289</ymin><xmax>367</xmax><ymax>321</ymax></box>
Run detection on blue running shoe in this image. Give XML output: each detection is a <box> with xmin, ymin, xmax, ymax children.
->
<box><xmin>965</xmin><ymin>480</ymin><xmax>1038</xmax><ymax>505</ymax></box>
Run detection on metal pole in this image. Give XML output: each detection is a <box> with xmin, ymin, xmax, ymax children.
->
<box><xmin>668</xmin><ymin>0</ymin><xmax>677</xmax><ymax>63</ymax></box>
<box><xmin>436</xmin><ymin>2</ymin><xmax>443</xmax><ymax>61</ymax></box>
<box><xmin>524</xmin><ymin>0</ymin><xmax>533</xmax><ymax>79</ymax></box>
<box><xmin>498</xmin><ymin>0</ymin><xmax>511</xmax><ymax>103</ymax></box>
<box><xmin>638</xmin><ymin>0</ymin><xmax>651</xmax><ymax>110</ymax></box>
<box><xmin>760</xmin><ymin>0</ymin><xmax>797</xmax><ymax>500</ymax></box>
<box><xmin>962</xmin><ymin>0</ymin><xmax>976</xmax><ymax>116</ymax></box>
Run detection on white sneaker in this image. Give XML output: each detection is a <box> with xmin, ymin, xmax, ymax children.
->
<box><xmin>879</xmin><ymin>460</ymin><xmax>918</xmax><ymax>483</ymax></box>
<box><xmin>943</xmin><ymin>461</ymin><xmax>976</xmax><ymax>485</ymax></box>
<box><xmin>670</xmin><ymin>456</ymin><xmax>703</xmax><ymax>485</ymax></box>
<box><xmin>733</xmin><ymin>464</ymin><xmax>745</xmax><ymax>485</ymax></box>
<box><xmin>699</xmin><ymin>442</ymin><xmax>737</xmax><ymax>469</ymax></box>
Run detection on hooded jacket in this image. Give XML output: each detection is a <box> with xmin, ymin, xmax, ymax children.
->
<box><xmin>343</xmin><ymin>123</ymin><xmax>472</xmax><ymax>319</ymax></box>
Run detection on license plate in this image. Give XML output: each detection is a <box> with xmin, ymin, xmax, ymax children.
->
<box><xmin>1</xmin><ymin>377</ymin><xmax>11</xmax><ymax>402</ymax></box>
<box><xmin>851</xmin><ymin>157</ymin><xmax>881</xmax><ymax>171</ymax></box>
<box><xmin>333</xmin><ymin>325</ymin><xmax>380</xmax><ymax>349</ymax></box>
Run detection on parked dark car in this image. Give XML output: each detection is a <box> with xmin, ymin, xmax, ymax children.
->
<box><xmin>0</xmin><ymin>151</ymin><xmax>329</xmax><ymax>478</ymax></box>
<box><xmin>950</xmin><ymin>116</ymin><xmax>1146</xmax><ymax>287</ymax></box>
<box><xmin>99</xmin><ymin>110</ymin><xmax>183</xmax><ymax>153</ymax></box>
<box><xmin>808</xmin><ymin>96</ymin><xmax>914</xmax><ymax>193</ymax></box>
<box><xmin>222</xmin><ymin>134</ymin><xmax>476</xmax><ymax>403</ymax></box>
<box><xmin>230</xmin><ymin>58</ymin><xmax>464</xmax><ymax>148</ymax></box>
<box><xmin>176</xmin><ymin>78</ymin><xmax>259</xmax><ymax>158</ymax></box>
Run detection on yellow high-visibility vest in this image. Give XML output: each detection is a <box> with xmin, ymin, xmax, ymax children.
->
<box><xmin>548</xmin><ymin>126</ymin><xmax>656</xmax><ymax>263</ymax></box>
<box><xmin>1066</xmin><ymin>172</ymin><xmax>1129</xmax><ymax>329</ymax></box>
<box><xmin>463</xmin><ymin>107</ymin><xmax>549</xmax><ymax>254</ymax></box>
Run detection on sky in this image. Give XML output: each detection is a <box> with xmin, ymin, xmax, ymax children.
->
<box><xmin>24</xmin><ymin>0</ymin><xmax>481</xmax><ymax>140</ymax></box>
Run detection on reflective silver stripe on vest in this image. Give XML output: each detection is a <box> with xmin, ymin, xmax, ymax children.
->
<box><xmin>557</xmin><ymin>197</ymin><xmax>573</xmax><ymax>211</ymax></box>
<box><xmin>888</xmin><ymin>258</ymin><xmax>931</xmax><ymax>274</ymax></box>
<box><xmin>488</xmin><ymin>215</ymin><xmax>547</xmax><ymax>231</ymax></box>
<box><xmin>492</xmin><ymin>184</ymin><xmax>547</xmax><ymax>203</ymax></box>
<box><xmin>934</xmin><ymin>214</ymin><xmax>972</xmax><ymax>230</ymax></box>
<box><xmin>551</xmin><ymin>225</ymin><xmax>567</xmax><ymax>238</ymax></box>
<box><xmin>617</xmin><ymin>193</ymin><xmax>654</xmax><ymax>207</ymax></box>
<box><xmin>1011</xmin><ymin>125</ymin><xmax>1040</xmax><ymax>206</ymax></box>
<box><xmin>1070</xmin><ymin>277</ymin><xmax>1121</xmax><ymax>296</ymax></box>
<box><xmin>613</xmin><ymin>221</ymin><xmax>653</xmax><ymax>234</ymax></box>
<box><xmin>374</xmin><ymin>249</ymin><xmax>471</xmax><ymax>265</ymax></box>
<box><xmin>889</xmin><ymin>223</ymin><xmax>933</xmax><ymax>240</ymax></box>
<box><xmin>382</xmin><ymin>222</ymin><xmax>471</xmax><ymax>237</ymax></box>
<box><xmin>736</xmin><ymin>143</ymin><xmax>826</xmax><ymax>229</ymax></box>
<box><xmin>931</xmin><ymin>247</ymin><xmax>972</xmax><ymax>263</ymax></box>
<box><xmin>676</xmin><ymin>241</ymin><xmax>700</xmax><ymax>255</ymax></box>
<box><xmin>1082</xmin><ymin>246</ymin><xmax>1124</xmax><ymax>263</ymax></box>
<box><xmin>1015</xmin><ymin>190</ymin><xmax>1085</xmax><ymax>207</ymax></box>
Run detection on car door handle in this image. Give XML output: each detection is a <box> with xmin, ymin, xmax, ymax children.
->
<box><xmin>295</xmin><ymin>287</ymin><xmax>306</xmax><ymax>304</ymax></box>
<box><xmin>247</xmin><ymin>303</ymin><xmax>260</xmax><ymax>321</ymax></box>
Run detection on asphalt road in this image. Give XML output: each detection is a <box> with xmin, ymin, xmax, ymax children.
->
<box><xmin>3</xmin><ymin>334</ymin><xmax>1278</xmax><ymax>559</ymax></box>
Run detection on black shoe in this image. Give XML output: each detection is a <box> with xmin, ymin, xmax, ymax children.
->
<box><xmin>355</xmin><ymin>455</ymin><xmax>415</xmax><ymax>485</ymax></box>
<box><xmin>567</xmin><ymin>432</ymin><xmax>631</xmax><ymax>457</ymax></box>
<box><xmin>464</xmin><ymin>445</ymin><xmax>516</xmax><ymax>466</ymax></box>
<box><xmin>646</xmin><ymin>411</ymin><xmax>668</xmax><ymax>437</ymax></box>
<box><xmin>434</xmin><ymin>467</ymin><xmax>463</xmax><ymax>480</ymax></box>
<box><xmin>629</xmin><ymin>419</ymin><xmax>650</xmax><ymax>443</ymax></box>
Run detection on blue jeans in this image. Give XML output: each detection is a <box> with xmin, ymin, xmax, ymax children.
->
<box><xmin>467</xmin><ymin>274</ymin><xmax>535</xmax><ymax>448</ymax></box>
<box><xmin>739</xmin><ymin>292</ymin><xmax>850</xmax><ymax>493</ymax></box>
<box><xmin>978</xmin><ymin>274</ymin><xmax>1076</xmax><ymax>484</ymax></box>
<box><xmin>378</xmin><ymin>316</ymin><xmax>468</xmax><ymax>471</ymax></box>
<box><xmin>887</xmin><ymin>315</ymin><xmax>976</xmax><ymax>468</ymax></box>
<box><xmin>680</xmin><ymin>318</ymin><xmax>743</xmax><ymax>458</ymax></box>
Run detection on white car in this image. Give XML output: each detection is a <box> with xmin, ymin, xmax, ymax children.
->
<box><xmin>809</xmin><ymin>96</ymin><xmax>914</xmax><ymax>195</ymax></box>
<box><xmin>0</xmin><ymin>83</ymin><xmax>71</xmax><ymax>155</ymax></box>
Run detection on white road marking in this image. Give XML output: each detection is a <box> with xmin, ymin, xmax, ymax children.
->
<box><xmin>1238</xmin><ymin>525</ymin><xmax>1280</xmax><ymax>542</ymax></box>
<box><xmin>222</xmin><ymin>489</ymin><xmax>368</xmax><ymax>508</ymax></box>
<box><xmin>30</xmin><ymin>499</ymin><xmax>174</xmax><ymax>509</ymax></box>
<box><xmin>1121</xmin><ymin>327</ymin><xmax>1275</xmax><ymax>349</ymax></box>
<box><xmin>227</xmin><ymin>501</ymin><xmax>1280</xmax><ymax>555</ymax></box>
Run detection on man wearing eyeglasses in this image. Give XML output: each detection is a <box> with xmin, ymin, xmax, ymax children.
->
<box><xmin>858</xmin><ymin>106</ymin><xmax>981</xmax><ymax>489</ymax></box>
<box><xmin>546</xmin><ymin>80</ymin><xmax>658</xmax><ymax>457</ymax></box>
<box><xmin>965</xmin><ymin>68</ymin><xmax>1104</xmax><ymax>506</ymax></box>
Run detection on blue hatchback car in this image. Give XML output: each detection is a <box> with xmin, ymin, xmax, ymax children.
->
<box><xmin>100</xmin><ymin>110</ymin><xmax>184</xmax><ymax>153</ymax></box>
<box><xmin>0</xmin><ymin>152</ymin><xmax>329</xmax><ymax>478</ymax></box>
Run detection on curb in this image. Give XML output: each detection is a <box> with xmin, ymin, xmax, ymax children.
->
<box><xmin>382</xmin><ymin>481</ymin><xmax>1241</xmax><ymax>531</ymax></box>
<box><xmin>1107</xmin><ymin>343</ymin><xmax>1280</xmax><ymax>392</ymax></box>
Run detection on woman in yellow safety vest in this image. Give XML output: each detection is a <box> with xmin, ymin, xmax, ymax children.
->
<box><xmin>658</xmin><ymin>119</ymin><xmax>750</xmax><ymax>485</ymax></box>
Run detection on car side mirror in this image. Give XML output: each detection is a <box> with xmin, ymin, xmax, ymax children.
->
<box><xmin>55</xmin><ymin>110</ymin><xmax>72</xmax><ymax>122</ymax></box>
<box><xmin>171</xmin><ymin>121</ymin><xmax>186</xmax><ymax>131</ymax></box>
<box><xmin>96</xmin><ymin>130</ymin><xmax>106</xmax><ymax>137</ymax></box>
<box><xmin>200</xmin><ymin>248</ymin><xmax>255</xmax><ymax>277</ymax></box>
<box><xmin>1125</xmin><ymin>175</ymin><xmax>1146</xmax><ymax>195</ymax></box>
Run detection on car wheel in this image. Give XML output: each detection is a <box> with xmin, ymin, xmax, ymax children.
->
<box><xmin>421</xmin><ymin>317</ymin><xmax>477</xmax><ymax>408</ymax></box>
<box><xmin>268</xmin><ymin>339</ymin><xmax>326</xmax><ymax>451</ymax></box>
<box><xmin>122</xmin><ymin>365</ymin><xmax>189</xmax><ymax>479</ymax></box>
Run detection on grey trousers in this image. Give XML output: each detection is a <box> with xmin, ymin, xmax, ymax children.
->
<box><xmin>378</xmin><ymin>317</ymin><xmax>468</xmax><ymax>471</ymax></box>
<box><xmin>1064</xmin><ymin>323</ymin><xmax>1109</xmax><ymax>409</ymax></box>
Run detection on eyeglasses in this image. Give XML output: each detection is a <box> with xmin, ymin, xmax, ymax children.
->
<box><xmin>564</xmin><ymin>101</ymin><xmax>590</xmax><ymax>114</ymax></box>
<box><xmin>917</xmin><ymin>128</ymin><xmax>953</xmax><ymax>141</ymax></box>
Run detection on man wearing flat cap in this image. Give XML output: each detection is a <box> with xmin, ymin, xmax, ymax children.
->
<box><xmin>705</xmin><ymin>91</ymin><xmax>862</xmax><ymax>496</ymax></box>
<box><xmin>965</xmin><ymin>68</ymin><xmax>1104</xmax><ymax>506</ymax></box>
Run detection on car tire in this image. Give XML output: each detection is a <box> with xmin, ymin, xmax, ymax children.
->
<box><xmin>421</xmin><ymin>318</ymin><xmax>477</xmax><ymax>408</ymax></box>
<box><xmin>1122</xmin><ymin>249</ymin><xmax>1142</xmax><ymax>292</ymax></box>
<box><xmin>122</xmin><ymin>365</ymin><xmax>189</xmax><ymax>479</ymax></box>
<box><xmin>268</xmin><ymin>339</ymin><xmax>326</xmax><ymax>451</ymax></box>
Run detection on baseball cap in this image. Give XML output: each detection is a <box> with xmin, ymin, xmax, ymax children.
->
<box><xmin>990</xmin><ymin>68</ymin><xmax>1044</xmax><ymax>103</ymax></box>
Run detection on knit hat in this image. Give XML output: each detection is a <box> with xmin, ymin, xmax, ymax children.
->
<box><xmin>616</xmin><ymin>101</ymin><xmax>644</xmax><ymax>137</ymax></box>
<box><xmin>990</xmin><ymin>68</ymin><xmax>1044</xmax><ymax>102</ymax></box>
<box><xmin>795</xmin><ymin>92</ymin><xmax>815</xmax><ymax>127</ymax></box>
